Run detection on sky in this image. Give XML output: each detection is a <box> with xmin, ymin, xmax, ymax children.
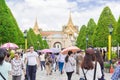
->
<box><xmin>6</xmin><ymin>0</ymin><xmax>120</xmax><ymax>31</ymax></box>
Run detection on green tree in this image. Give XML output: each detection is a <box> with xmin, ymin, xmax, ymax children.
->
<box><xmin>93</xmin><ymin>6</ymin><xmax>117</xmax><ymax>47</ymax></box>
<box><xmin>0</xmin><ymin>0</ymin><xmax>24</xmax><ymax>46</ymax></box>
<box><xmin>27</xmin><ymin>28</ymin><xmax>38</xmax><ymax>49</ymax></box>
<box><xmin>86</xmin><ymin>18</ymin><xmax>97</xmax><ymax>46</ymax></box>
<box><xmin>37</xmin><ymin>34</ymin><xmax>44</xmax><ymax>50</ymax></box>
<box><xmin>116</xmin><ymin>16</ymin><xmax>120</xmax><ymax>44</ymax></box>
<box><xmin>43</xmin><ymin>40</ymin><xmax>49</xmax><ymax>49</ymax></box>
<box><xmin>76</xmin><ymin>25</ymin><xmax>87</xmax><ymax>49</ymax></box>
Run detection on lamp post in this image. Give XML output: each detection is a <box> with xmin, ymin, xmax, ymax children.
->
<box><xmin>24</xmin><ymin>30</ymin><xmax>27</xmax><ymax>50</ymax></box>
<box><xmin>108</xmin><ymin>24</ymin><xmax>113</xmax><ymax>63</ymax></box>
<box><xmin>86</xmin><ymin>34</ymin><xmax>89</xmax><ymax>49</ymax></box>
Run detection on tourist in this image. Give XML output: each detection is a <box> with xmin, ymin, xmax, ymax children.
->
<box><xmin>39</xmin><ymin>53</ymin><xmax>45</xmax><ymax>71</ymax></box>
<box><xmin>45</xmin><ymin>53</ymin><xmax>52</xmax><ymax>75</ymax></box>
<box><xmin>25</xmin><ymin>46</ymin><xmax>39</xmax><ymax>80</ymax></box>
<box><xmin>79</xmin><ymin>48</ymin><xmax>102</xmax><ymax>80</ymax></box>
<box><xmin>114</xmin><ymin>58</ymin><xmax>120</xmax><ymax>68</ymax></box>
<box><xmin>111</xmin><ymin>65</ymin><xmax>120</xmax><ymax>80</ymax></box>
<box><xmin>94</xmin><ymin>49</ymin><xmax>105</xmax><ymax>80</ymax></box>
<box><xmin>11</xmin><ymin>52</ymin><xmax>25</xmax><ymax>80</ymax></box>
<box><xmin>63</xmin><ymin>51</ymin><xmax>75</xmax><ymax>80</ymax></box>
<box><xmin>23</xmin><ymin>49</ymin><xmax>30</xmax><ymax>80</ymax></box>
<box><xmin>57</xmin><ymin>53</ymin><xmax>66</xmax><ymax>74</ymax></box>
<box><xmin>0</xmin><ymin>48</ymin><xmax>11</xmax><ymax>80</ymax></box>
<box><xmin>75</xmin><ymin>50</ymin><xmax>83</xmax><ymax>75</ymax></box>
<box><xmin>103</xmin><ymin>49</ymin><xmax>106</xmax><ymax>61</ymax></box>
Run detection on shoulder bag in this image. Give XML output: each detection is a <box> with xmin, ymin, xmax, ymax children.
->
<box><xmin>79</xmin><ymin>61</ymin><xmax>97</xmax><ymax>80</ymax></box>
<box><xmin>79</xmin><ymin>68</ymin><xmax>88</xmax><ymax>80</ymax></box>
<box><xmin>0</xmin><ymin>72</ymin><xmax>6</xmax><ymax>80</ymax></box>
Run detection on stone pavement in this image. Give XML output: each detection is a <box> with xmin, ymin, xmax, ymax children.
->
<box><xmin>9</xmin><ymin>68</ymin><xmax>113</xmax><ymax>80</ymax></box>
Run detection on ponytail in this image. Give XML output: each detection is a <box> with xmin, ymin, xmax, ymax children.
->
<box><xmin>65</xmin><ymin>55</ymin><xmax>69</xmax><ymax>63</ymax></box>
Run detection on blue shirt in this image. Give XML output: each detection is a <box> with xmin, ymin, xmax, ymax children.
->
<box><xmin>0</xmin><ymin>61</ymin><xmax>11</xmax><ymax>80</ymax></box>
<box><xmin>111</xmin><ymin>65</ymin><xmax>120</xmax><ymax>80</ymax></box>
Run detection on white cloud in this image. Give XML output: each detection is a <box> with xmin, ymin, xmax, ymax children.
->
<box><xmin>6</xmin><ymin>0</ymin><xmax>120</xmax><ymax>31</ymax></box>
<box><xmin>76</xmin><ymin>0</ymin><xmax>91</xmax><ymax>3</ymax></box>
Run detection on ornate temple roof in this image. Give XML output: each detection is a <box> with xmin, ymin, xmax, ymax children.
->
<box><xmin>67</xmin><ymin>12</ymin><xmax>74</xmax><ymax>26</ymax></box>
<box><xmin>40</xmin><ymin>31</ymin><xmax>63</xmax><ymax>37</ymax></box>
<box><xmin>33</xmin><ymin>18</ymin><xmax>41</xmax><ymax>34</ymax></box>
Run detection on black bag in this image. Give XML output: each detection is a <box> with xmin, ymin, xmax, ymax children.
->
<box><xmin>79</xmin><ymin>78</ymin><xmax>85</xmax><ymax>80</ymax></box>
<box><xmin>24</xmin><ymin>74</ymin><xmax>28</xmax><ymax>80</ymax></box>
<box><xmin>46</xmin><ymin>61</ymin><xmax>50</xmax><ymax>65</ymax></box>
<box><xmin>0</xmin><ymin>72</ymin><xmax>6</xmax><ymax>80</ymax></box>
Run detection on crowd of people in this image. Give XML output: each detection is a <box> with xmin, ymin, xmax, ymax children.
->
<box><xmin>1</xmin><ymin>46</ymin><xmax>120</xmax><ymax>80</ymax></box>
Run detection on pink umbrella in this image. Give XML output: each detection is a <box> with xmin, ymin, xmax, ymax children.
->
<box><xmin>41</xmin><ymin>49</ymin><xmax>53</xmax><ymax>53</ymax></box>
<box><xmin>61</xmin><ymin>46</ymin><xmax>80</xmax><ymax>54</ymax></box>
<box><xmin>1</xmin><ymin>42</ymin><xmax>19</xmax><ymax>49</ymax></box>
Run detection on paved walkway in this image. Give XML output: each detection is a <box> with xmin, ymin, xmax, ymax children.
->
<box><xmin>9</xmin><ymin>68</ymin><xmax>113</xmax><ymax>80</ymax></box>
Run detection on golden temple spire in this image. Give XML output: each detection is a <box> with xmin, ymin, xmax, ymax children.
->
<box><xmin>67</xmin><ymin>11</ymin><xmax>74</xmax><ymax>26</ymax></box>
<box><xmin>34</xmin><ymin>18</ymin><xmax>39</xmax><ymax>30</ymax></box>
<box><xmin>33</xmin><ymin>18</ymin><xmax>40</xmax><ymax>34</ymax></box>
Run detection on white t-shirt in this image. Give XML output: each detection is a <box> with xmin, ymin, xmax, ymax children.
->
<box><xmin>63</xmin><ymin>56</ymin><xmax>76</xmax><ymax>72</ymax></box>
<box><xmin>57</xmin><ymin>53</ymin><xmax>66</xmax><ymax>62</ymax></box>
<box><xmin>0</xmin><ymin>61</ymin><xmax>11</xmax><ymax>80</ymax></box>
<box><xmin>26</xmin><ymin>51</ymin><xmax>38</xmax><ymax>66</ymax></box>
<box><xmin>79</xmin><ymin>62</ymin><xmax>102</xmax><ymax>80</ymax></box>
<box><xmin>40</xmin><ymin>54</ymin><xmax>45</xmax><ymax>61</ymax></box>
<box><xmin>22</xmin><ymin>53</ymin><xmax>27</xmax><ymax>62</ymax></box>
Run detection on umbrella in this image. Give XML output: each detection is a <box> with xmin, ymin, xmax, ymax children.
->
<box><xmin>50</xmin><ymin>48</ymin><xmax>61</xmax><ymax>53</ymax></box>
<box><xmin>1</xmin><ymin>42</ymin><xmax>19</xmax><ymax>49</ymax></box>
<box><xmin>61</xmin><ymin>46</ymin><xmax>80</xmax><ymax>54</ymax></box>
<box><xmin>41</xmin><ymin>49</ymin><xmax>53</xmax><ymax>53</ymax></box>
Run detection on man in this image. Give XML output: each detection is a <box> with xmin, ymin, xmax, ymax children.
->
<box><xmin>25</xmin><ymin>46</ymin><xmax>39</xmax><ymax>80</ymax></box>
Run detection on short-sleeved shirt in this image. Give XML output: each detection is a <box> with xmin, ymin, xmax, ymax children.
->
<box><xmin>0</xmin><ymin>61</ymin><xmax>11</xmax><ymax>80</ymax></box>
<box><xmin>27</xmin><ymin>51</ymin><xmax>38</xmax><ymax>66</ymax></box>
<box><xmin>11</xmin><ymin>58</ymin><xmax>24</xmax><ymax>76</ymax></box>
<box><xmin>111</xmin><ymin>65</ymin><xmax>120</xmax><ymax>80</ymax></box>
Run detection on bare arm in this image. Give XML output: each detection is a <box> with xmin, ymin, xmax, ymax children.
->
<box><xmin>25</xmin><ymin>57</ymin><xmax>27</xmax><ymax>66</ymax></box>
<box><xmin>36</xmin><ymin>56</ymin><xmax>40</xmax><ymax>66</ymax></box>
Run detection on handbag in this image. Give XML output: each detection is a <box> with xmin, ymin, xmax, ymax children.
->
<box><xmin>0</xmin><ymin>72</ymin><xmax>6</xmax><ymax>80</ymax></box>
<box><xmin>79</xmin><ymin>61</ymin><xmax>97</xmax><ymax>80</ymax></box>
<box><xmin>79</xmin><ymin>78</ymin><xmax>85</xmax><ymax>80</ymax></box>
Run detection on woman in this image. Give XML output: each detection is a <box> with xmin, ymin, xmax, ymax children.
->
<box><xmin>11</xmin><ymin>52</ymin><xmax>25</xmax><ymax>80</ymax></box>
<box><xmin>45</xmin><ymin>53</ymin><xmax>52</xmax><ymax>75</ymax></box>
<box><xmin>94</xmin><ymin>49</ymin><xmax>105</xmax><ymax>80</ymax></box>
<box><xmin>39</xmin><ymin>53</ymin><xmax>45</xmax><ymax>71</ymax></box>
<box><xmin>79</xmin><ymin>48</ymin><xmax>102</xmax><ymax>80</ymax></box>
<box><xmin>57</xmin><ymin>53</ymin><xmax>66</xmax><ymax>74</ymax></box>
<box><xmin>63</xmin><ymin>51</ymin><xmax>75</xmax><ymax>80</ymax></box>
<box><xmin>0</xmin><ymin>48</ymin><xmax>11</xmax><ymax>80</ymax></box>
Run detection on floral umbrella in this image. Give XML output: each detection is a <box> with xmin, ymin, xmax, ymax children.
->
<box><xmin>61</xmin><ymin>46</ymin><xmax>80</xmax><ymax>54</ymax></box>
<box><xmin>0</xmin><ymin>42</ymin><xmax>19</xmax><ymax>49</ymax></box>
